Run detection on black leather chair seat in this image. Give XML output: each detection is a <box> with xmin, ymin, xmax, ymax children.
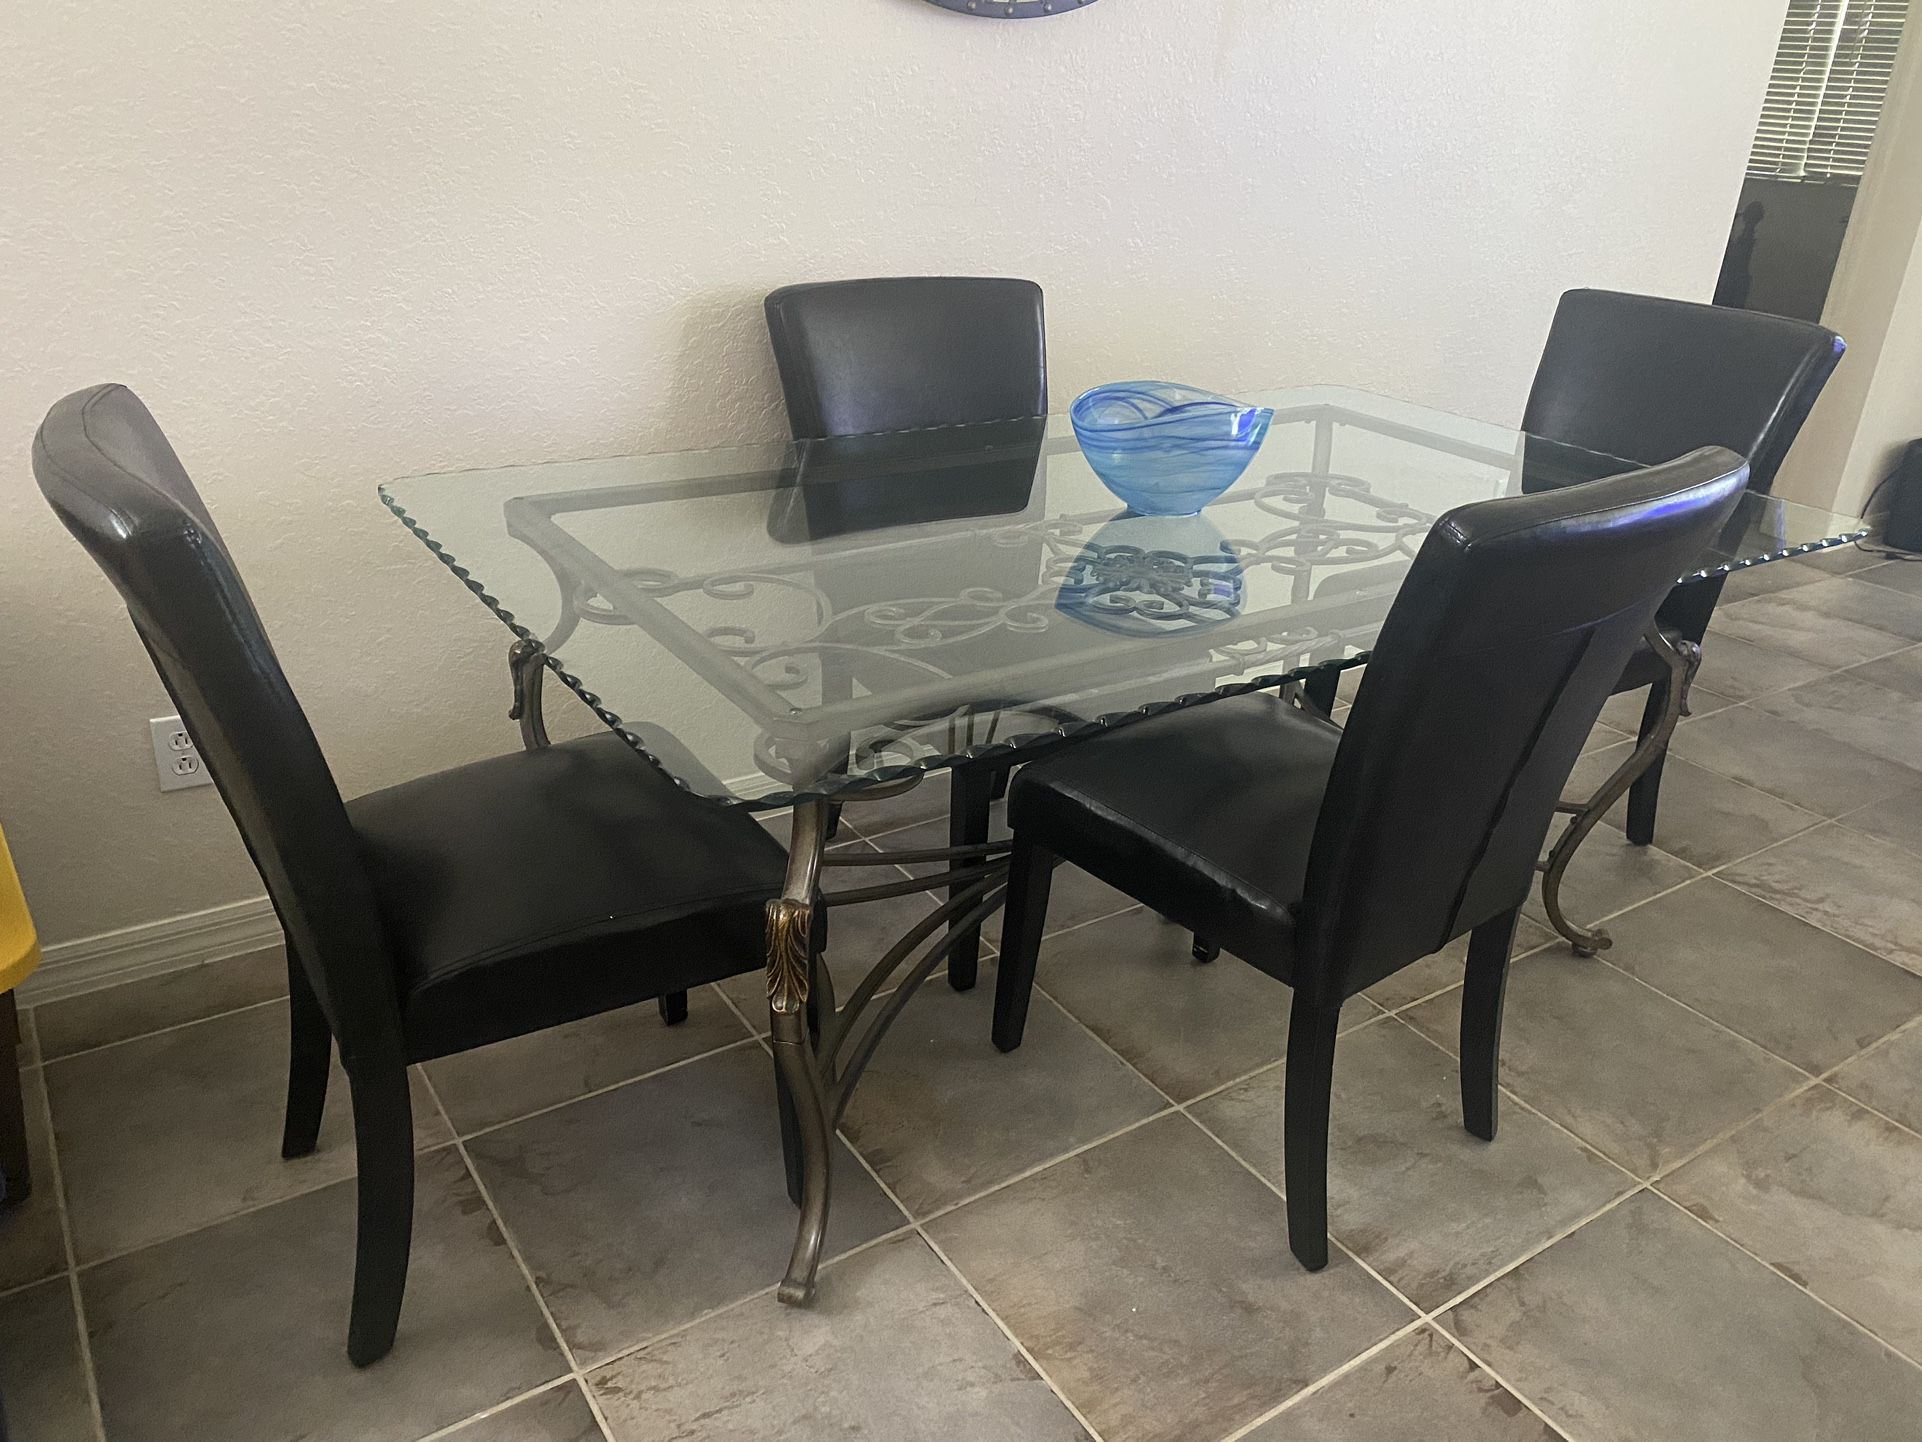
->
<box><xmin>992</xmin><ymin>448</ymin><xmax>1752</xmax><ymax>1278</ymax></box>
<box><xmin>1008</xmin><ymin>694</ymin><xmax>1341</xmax><ymax>975</ymax></box>
<box><xmin>35</xmin><ymin>382</ymin><xmax>802</xmax><ymax>1365</ymax></box>
<box><xmin>349</xmin><ymin>732</ymin><xmax>786</xmax><ymax>1058</ymax></box>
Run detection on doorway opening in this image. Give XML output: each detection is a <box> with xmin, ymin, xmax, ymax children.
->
<box><xmin>1717</xmin><ymin>1</ymin><xmax>1908</xmax><ymax>320</ymax></box>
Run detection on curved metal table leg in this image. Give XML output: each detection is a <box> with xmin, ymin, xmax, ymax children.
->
<box><xmin>770</xmin><ymin>801</ymin><xmax>832</xmax><ymax>1305</ymax></box>
<box><xmin>767</xmin><ymin>780</ymin><xmax>1012</xmax><ymax>1306</ymax></box>
<box><xmin>1539</xmin><ymin>623</ymin><xmax>1701</xmax><ymax>956</ymax></box>
<box><xmin>507</xmin><ymin>639</ymin><xmax>551</xmax><ymax>750</ymax></box>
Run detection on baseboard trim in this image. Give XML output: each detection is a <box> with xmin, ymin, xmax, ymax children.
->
<box><xmin>23</xmin><ymin>896</ymin><xmax>282</xmax><ymax>1005</ymax></box>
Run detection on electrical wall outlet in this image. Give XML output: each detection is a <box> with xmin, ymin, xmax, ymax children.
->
<box><xmin>150</xmin><ymin>715</ymin><xmax>213</xmax><ymax>792</ymax></box>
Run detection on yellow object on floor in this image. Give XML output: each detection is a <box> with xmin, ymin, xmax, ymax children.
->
<box><xmin>0</xmin><ymin>826</ymin><xmax>40</xmax><ymax>994</ymax></box>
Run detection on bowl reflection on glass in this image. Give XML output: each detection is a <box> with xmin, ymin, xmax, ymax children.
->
<box><xmin>1055</xmin><ymin>512</ymin><xmax>1245</xmax><ymax>638</ymax></box>
<box><xmin>1070</xmin><ymin>381</ymin><xmax>1275</xmax><ymax>516</ymax></box>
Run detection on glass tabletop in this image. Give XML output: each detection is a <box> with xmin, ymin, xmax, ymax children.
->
<box><xmin>382</xmin><ymin>386</ymin><xmax>1868</xmax><ymax>808</ymax></box>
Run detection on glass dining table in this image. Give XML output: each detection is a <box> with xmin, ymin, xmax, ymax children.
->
<box><xmin>382</xmin><ymin>385</ymin><xmax>1867</xmax><ymax>1303</ymax></box>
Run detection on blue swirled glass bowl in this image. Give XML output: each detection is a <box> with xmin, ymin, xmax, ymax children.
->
<box><xmin>1070</xmin><ymin>382</ymin><xmax>1275</xmax><ymax>516</ymax></box>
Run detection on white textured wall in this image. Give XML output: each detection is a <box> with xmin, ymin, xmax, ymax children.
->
<box><xmin>1</xmin><ymin>0</ymin><xmax>1779</xmax><ymax>945</ymax></box>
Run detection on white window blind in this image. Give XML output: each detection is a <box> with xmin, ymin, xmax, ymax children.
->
<box><xmin>1748</xmin><ymin>0</ymin><xmax>1907</xmax><ymax>182</ymax></box>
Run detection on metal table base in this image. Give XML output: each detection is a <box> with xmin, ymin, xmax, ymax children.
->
<box><xmin>1539</xmin><ymin>622</ymin><xmax>1703</xmax><ymax>956</ymax></box>
<box><xmin>763</xmin><ymin>621</ymin><xmax>1697</xmax><ymax>1301</ymax></box>
<box><xmin>769</xmin><ymin>789</ymin><xmax>1011</xmax><ymax>1304</ymax></box>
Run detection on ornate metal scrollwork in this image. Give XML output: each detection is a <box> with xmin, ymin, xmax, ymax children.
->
<box><xmin>605</xmin><ymin>469</ymin><xmax>1431</xmax><ymax>690</ymax></box>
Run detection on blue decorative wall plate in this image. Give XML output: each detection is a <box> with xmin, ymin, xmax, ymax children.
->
<box><xmin>923</xmin><ymin>0</ymin><xmax>1101</xmax><ymax>16</ymax></box>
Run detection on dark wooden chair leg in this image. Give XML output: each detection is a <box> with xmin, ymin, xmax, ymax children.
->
<box><xmin>345</xmin><ymin>1065</ymin><xmax>415</xmax><ymax>1368</ymax></box>
<box><xmin>1191</xmin><ymin>937</ymin><xmax>1221</xmax><ymax>962</ymax></box>
<box><xmin>282</xmin><ymin>950</ymin><xmax>331</xmax><ymax>1161</ymax></box>
<box><xmin>1284</xmin><ymin>988</ymin><xmax>1342</xmax><ymax>1271</ymax></box>
<box><xmin>989</xmin><ymin>768</ymin><xmax>1011</xmax><ymax>803</ymax></box>
<box><xmin>657</xmin><ymin>991</ymin><xmax>688</xmax><ymax>1026</ymax></box>
<box><xmin>947</xmin><ymin>762</ymin><xmax>996</xmax><ymax>992</ymax></box>
<box><xmin>1624</xmin><ymin>678</ymin><xmax>1669</xmax><ymax>846</ymax></box>
<box><xmin>1302</xmin><ymin>667</ymin><xmax>1341</xmax><ymax>717</ymax></box>
<box><xmin>1461</xmin><ymin>905</ymin><xmax>1521</xmax><ymax>1142</ymax></box>
<box><xmin>992</xmin><ymin>840</ymin><xmax>1057</xmax><ymax>1053</ymax></box>
<box><xmin>0</xmin><ymin>992</ymin><xmax>29</xmax><ymax>1209</ymax></box>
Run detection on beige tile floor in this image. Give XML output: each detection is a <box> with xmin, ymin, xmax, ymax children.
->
<box><xmin>7</xmin><ymin>553</ymin><xmax>1922</xmax><ymax>1441</ymax></box>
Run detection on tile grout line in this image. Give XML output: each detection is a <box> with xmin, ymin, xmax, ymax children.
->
<box><xmin>1335</xmin><ymin>1007</ymin><xmax>1872</xmax><ymax>1422</ymax></box>
<box><xmin>828</xmin><ymin>1116</ymin><xmax>1112</xmax><ymax>1442</ymax></box>
<box><xmin>64</xmin><ymin>1035</ymin><xmax>773</xmax><ymax>1279</ymax></box>
<box><xmin>1816</xmin><ymin>1076</ymin><xmax>1922</xmax><ymax>1153</ymax></box>
<box><xmin>1179</xmin><ymin>1101</ymin><xmax>1428</xmax><ymax>1320</ymax></box>
<box><xmin>1832</xmin><ymin>810</ymin><xmax>1922</xmax><ymax>865</ymax></box>
<box><xmin>1369</xmin><ymin>938</ymin><xmax>1559</xmax><ymax>1022</ymax></box>
<box><xmin>1377</xmin><ymin>1011</ymin><xmax>1651</xmax><ymax>1194</ymax></box>
<box><xmin>1573</xmin><ymin>731</ymin><xmax>1829</xmax><ymax>866</ymax></box>
<box><xmin>410</xmin><ymin>1379</ymin><xmax>602</xmax><ymax>1442</ymax></box>
<box><xmin>1705</xmin><ymin>820</ymin><xmax>1922</xmax><ymax>976</ymax></box>
<box><xmin>64</xmin><ymin>1130</ymin><xmax>451</xmax><ymax>1277</ymax></box>
<box><xmin>1537</xmin><ymin>710</ymin><xmax>1922</xmax><ymax>1004</ymax></box>
<box><xmin>1026</xmin><ymin>981</ymin><xmax>1184</xmax><ymax>1109</ymax></box>
<box><xmin>38</xmin><ymin>611</ymin><xmax>1919</xmax><ymax>1435</ymax></box>
<box><xmin>448</xmin><ymin>1031</ymin><xmax>764</xmax><ymax>1146</ymax></box>
<box><xmin>1422</xmin><ymin>1182</ymin><xmax>1652</xmax><ymax>1327</ymax></box>
<box><xmin>413</xmin><ymin>1066</ymin><xmax>621</xmax><ymax>1442</ymax></box>
<box><xmin>1193</xmin><ymin>1102</ymin><xmax>1644</xmax><ymax>1442</ymax></box>
<box><xmin>1814</xmin><ymin>1052</ymin><xmax>1922</xmax><ymax>1155</ymax></box>
<box><xmin>1423</xmin><ymin>1318</ymin><xmax>1582</xmax><ymax>1441</ymax></box>
<box><xmin>916</xmin><ymin>1226</ymin><xmax>1112</xmax><ymax>1442</ymax></box>
<box><xmin>1584</xmin><ymin>951</ymin><xmax>1823</xmax><ymax>1083</ymax></box>
<box><xmin>1525</xmin><ymin>853</ymin><xmax>1705</xmax><ymax>936</ymax></box>
<box><xmin>1641</xmin><ymin>1185</ymin><xmax>1922</xmax><ymax>1378</ymax></box>
<box><xmin>904</xmin><ymin>1106</ymin><xmax>1181</xmax><ymax>1233</ymax></box>
<box><xmin>34</xmin><ymin>993</ymin><xmax>288</xmax><ymax>1069</ymax></box>
<box><xmin>579</xmin><ymin>1220</ymin><xmax>923</xmax><ymax>1378</ymax></box>
<box><xmin>1172</xmin><ymin>1005</ymin><xmax>1401</xmax><ymax>1115</ymax></box>
<box><xmin>1183</xmin><ymin>1091</ymin><xmax>1603</xmax><ymax>1442</ymax></box>
<box><xmin>1659</xmin><ymin>653</ymin><xmax>1922</xmax><ymax>837</ymax></box>
<box><xmin>1211</xmin><ymin>1317</ymin><xmax>1431</xmax><ymax>1442</ymax></box>
<box><xmin>1383</xmin><ymin>999</ymin><xmax>1850</xmax><ymax>1206</ymax></box>
<box><xmin>1421</xmin><ymin>823</ymin><xmax>1922</xmax><ymax>1097</ymax></box>
<box><xmin>37</xmin><ymin>1004</ymin><xmax>828</xmax><ymax>1274</ymax></box>
<box><xmin>1653</xmin><ymin>1071</ymin><xmax>1829</xmax><ymax>1187</ymax></box>
<box><xmin>29</xmin><ymin>1042</ymin><xmax>107</xmax><ymax>1442</ymax></box>
<box><xmin>708</xmin><ymin>976</ymin><xmax>767</xmax><ymax>1039</ymax></box>
<box><xmin>853</xmin><ymin>815</ymin><xmax>1922</xmax><ymax>1392</ymax></box>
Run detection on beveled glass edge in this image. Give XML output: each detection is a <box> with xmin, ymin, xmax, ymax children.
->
<box><xmin>384</xmin><ymin>467</ymin><xmax>1363</xmax><ymax>811</ymax></box>
<box><xmin>381</xmin><ymin>387</ymin><xmax>1511</xmax><ymax>493</ymax></box>
<box><xmin>1681</xmin><ymin>527</ymin><xmax>1870</xmax><ymax>583</ymax></box>
<box><xmin>380</xmin><ymin>478</ymin><xmax>1364</xmax><ymax>810</ymax></box>
<box><xmin>385</xmin><ymin>413</ymin><xmax>1060</xmax><ymax>491</ymax></box>
<box><xmin>695</xmin><ymin>656</ymin><xmax>1366</xmax><ymax>811</ymax></box>
<box><xmin>377</xmin><ymin>482</ymin><xmax>742</xmax><ymax>800</ymax></box>
<box><xmin>380</xmin><ymin>464</ymin><xmax>1868</xmax><ymax>811</ymax></box>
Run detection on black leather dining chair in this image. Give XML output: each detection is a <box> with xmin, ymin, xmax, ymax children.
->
<box><xmin>763</xmin><ymin>276</ymin><xmax>1048</xmax><ymax>991</ymax></box>
<box><xmin>33</xmin><ymin>385</ymin><xmax>789</xmax><ymax>1367</ymax></box>
<box><xmin>989</xmin><ymin>447</ymin><xmax>1750</xmax><ymax>1271</ymax></box>
<box><xmin>1522</xmin><ymin>288</ymin><xmax>1843</xmax><ymax>843</ymax></box>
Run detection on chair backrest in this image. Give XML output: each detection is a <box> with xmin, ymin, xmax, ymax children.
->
<box><xmin>764</xmin><ymin>276</ymin><xmax>1047</xmax><ymax>437</ymax></box>
<box><xmin>33</xmin><ymin>386</ymin><xmax>401</xmax><ymax>1066</ymax></box>
<box><xmin>1523</xmin><ymin>288</ymin><xmax>1843</xmax><ymax>496</ymax></box>
<box><xmin>1296</xmin><ymin>448</ymin><xmax>1748</xmax><ymax>1003</ymax></box>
